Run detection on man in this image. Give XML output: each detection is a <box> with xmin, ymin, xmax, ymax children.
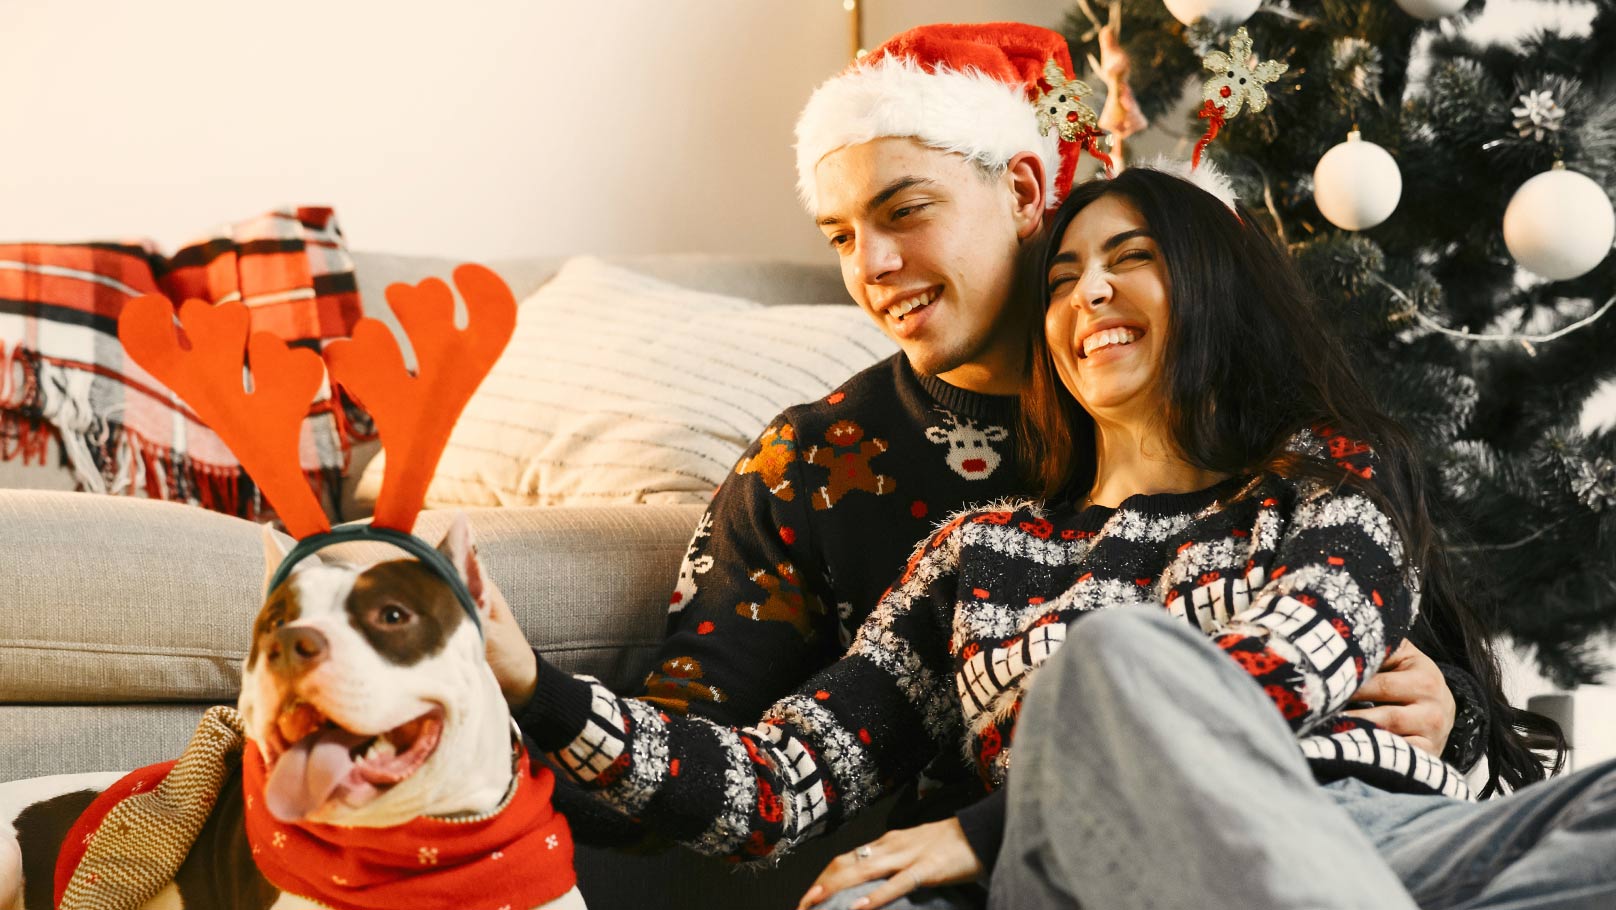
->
<box><xmin>486</xmin><ymin>17</ymin><xmax>1474</xmax><ymax>892</ymax></box>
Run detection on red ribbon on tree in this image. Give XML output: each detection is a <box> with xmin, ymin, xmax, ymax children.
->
<box><xmin>1193</xmin><ymin>99</ymin><xmax>1228</xmax><ymax>168</ymax></box>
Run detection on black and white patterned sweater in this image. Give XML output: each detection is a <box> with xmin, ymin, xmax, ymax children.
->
<box><xmin>520</xmin><ymin>430</ymin><xmax>1472</xmax><ymax>864</ymax></box>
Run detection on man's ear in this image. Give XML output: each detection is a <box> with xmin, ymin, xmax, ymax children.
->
<box><xmin>1005</xmin><ymin>151</ymin><xmax>1048</xmax><ymax>240</ymax></box>
<box><xmin>435</xmin><ymin>511</ymin><xmax>487</xmax><ymax>613</ymax></box>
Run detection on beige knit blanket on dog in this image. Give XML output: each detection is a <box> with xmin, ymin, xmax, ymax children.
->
<box><xmin>58</xmin><ymin>706</ymin><xmax>246</xmax><ymax>910</ymax></box>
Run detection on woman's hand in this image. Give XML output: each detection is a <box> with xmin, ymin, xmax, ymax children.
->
<box><xmin>797</xmin><ymin>818</ymin><xmax>983</xmax><ymax>910</ymax></box>
<box><xmin>1344</xmin><ymin>639</ymin><xmax>1454</xmax><ymax>755</ymax></box>
<box><xmin>482</xmin><ymin>579</ymin><xmax>539</xmax><ymax>708</ymax></box>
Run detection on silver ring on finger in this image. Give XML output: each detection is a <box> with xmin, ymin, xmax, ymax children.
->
<box><xmin>854</xmin><ymin>845</ymin><xmax>873</xmax><ymax>862</ymax></box>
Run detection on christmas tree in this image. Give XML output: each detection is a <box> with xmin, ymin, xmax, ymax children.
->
<box><xmin>1063</xmin><ymin>0</ymin><xmax>1616</xmax><ymax>686</ymax></box>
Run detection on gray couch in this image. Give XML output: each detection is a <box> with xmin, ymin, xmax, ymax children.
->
<box><xmin>0</xmin><ymin>252</ymin><xmax>891</xmax><ymax>909</ymax></box>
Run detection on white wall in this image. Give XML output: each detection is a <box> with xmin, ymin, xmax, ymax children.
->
<box><xmin>0</xmin><ymin>0</ymin><xmax>1066</xmax><ymax>261</ymax></box>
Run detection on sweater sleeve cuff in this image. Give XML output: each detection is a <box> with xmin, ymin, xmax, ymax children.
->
<box><xmin>513</xmin><ymin>648</ymin><xmax>598</xmax><ymax>753</ymax></box>
<box><xmin>955</xmin><ymin>789</ymin><xmax>1007</xmax><ymax>875</ymax></box>
<box><xmin>1436</xmin><ymin>660</ymin><xmax>1489</xmax><ymax>771</ymax></box>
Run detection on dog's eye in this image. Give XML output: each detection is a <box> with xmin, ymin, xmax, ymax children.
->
<box><xmin>377</xmin><ymin>604</ymin><xmax>411</xmax><ymax>626</ymax></box>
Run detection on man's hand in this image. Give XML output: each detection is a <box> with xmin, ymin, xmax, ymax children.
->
<box><xmin>797</xmin><ymin>818</ymin><xmax>982</xmax><ymax>910</ymax></box>
<box><xmin>483</xmin><ymin>579</ymin><xmax>539</xmax><ymax>708</ymax></box>
<box><xmin>1344</xmin><ymin>639</ymin><xmax>1455</xmax><ymax>755</ymax></box>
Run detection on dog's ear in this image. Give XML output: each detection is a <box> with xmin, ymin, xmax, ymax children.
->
<box><xmin>261</xmin><ymin>525</ymin><xmax>320</xmax><ymax>597</ymax></box>
<box><xmin>435</xmin><ymin>512</ymin><xmax>487</xmax><ymax>612</ymax></box>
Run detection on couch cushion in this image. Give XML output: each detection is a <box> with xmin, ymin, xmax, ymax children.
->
<box><xmin>0</xmin><ymin>490</ymin><xmax>702</xmax><ymax>703</ymax></box>
<box><xmin>356</xmin><ymin>256</ymin><xmax>894</xmax><ymax>509</ymax></box>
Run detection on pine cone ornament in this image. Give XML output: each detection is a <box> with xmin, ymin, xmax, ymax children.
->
<box><xmin>1573</xmin><ymin>457</ymin><xmax>1616</xmax><ymax>512</ymax></box>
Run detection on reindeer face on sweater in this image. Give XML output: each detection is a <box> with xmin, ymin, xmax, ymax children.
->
<box><xmin>237</xmin><ymin>517</ymin><xmax>511</xmax><ymax>829</ymax></box>
<box><xmin>926</xmin><ymin>415</ymin><xmax>1009</xmax><ymax>480</ymax></box>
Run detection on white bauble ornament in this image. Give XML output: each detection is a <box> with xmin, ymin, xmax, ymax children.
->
<box><xmin>1393</xmin><ymin>0</ymin><xmax>1469</xmax><ymax>20</ymax></box>
<box><xmin>1161</xmin><ymin>0</ymin><xmax>1261</xmax><ymax>27</ymax></box>
<box><xmin>1503</xmin><ymin>164</ymin><xmax>1616</xmax><ymax>281</ymax></box>
<box><xmin>1313</xmin><ymin>131</ymin><xmax>1403</xmax><ymax>231</ymax></box>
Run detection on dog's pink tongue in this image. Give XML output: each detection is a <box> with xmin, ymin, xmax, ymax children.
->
<box><xmin>264</xmin><ymin>728</ymin><xmax>368</xmax><ymax>822</ymax></box>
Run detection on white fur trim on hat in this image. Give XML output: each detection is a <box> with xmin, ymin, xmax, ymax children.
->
<box><xmin>794</xmin><ymin>56</ymin><xmax>1062</xmax><ymax>213</ymax></box>
<box><xmin>1138</xmin><ymin>156</ymin><xmax>1241</xmax><ymax>212</ymax></box>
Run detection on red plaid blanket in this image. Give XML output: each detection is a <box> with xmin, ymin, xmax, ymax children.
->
<box><xmin>0</xmin><ymin>207</ymin><xmax>365</xmax><ymax>519</ymax></box>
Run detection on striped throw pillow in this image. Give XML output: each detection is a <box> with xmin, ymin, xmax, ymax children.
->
<box><xmin>358</xmin><ymin>256</ymin><xmax>895</xmax><ymax>508</ymax></box>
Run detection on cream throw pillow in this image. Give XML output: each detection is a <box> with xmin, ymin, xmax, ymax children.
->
<box><xmin>357</xmin><ymin>256</ymin><xmax>895</xmax><ymax>508</ymax></box>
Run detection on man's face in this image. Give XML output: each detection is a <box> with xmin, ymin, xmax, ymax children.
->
<box><xmin>814</xmin><ymin>138</ymin><xmax>1032</xmax><ymax>393</ymax></box>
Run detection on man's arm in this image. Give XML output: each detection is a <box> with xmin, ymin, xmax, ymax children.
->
<box><xmin>636</xmin><ymin>417</ymin><xmax>844</xmax><ymax>725</ymax></box>
<box><xmin>485</xmin><ymin>416</ymin><xmax>837</xmax><ymax>719</ymax></box>
<box><xmin>506</xmin><ymin>508</ymin><xmax>969</xmax><ymax>862</ymax></box>
<box><xmin>485</xmin><ymin>415</ymin><xmax>851</xmax><ymax>845</ymax></box>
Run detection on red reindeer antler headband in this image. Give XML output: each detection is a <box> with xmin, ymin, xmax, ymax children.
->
<box><xmin>118</xmin><ymin>264</ymin><xmax>516</xmax><ymax>632</ymax></box>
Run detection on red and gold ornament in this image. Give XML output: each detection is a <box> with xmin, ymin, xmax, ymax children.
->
<box><xmin>1034</xmin><ymin>58</ymin><xmax>1114</xmax><ymax>175</ymax></box>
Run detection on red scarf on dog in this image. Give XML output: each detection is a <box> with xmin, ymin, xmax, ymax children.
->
<box><xmin>241</xmin><ymin>743</ymin><xmax>576</xmax><ymax>910</ymax></box>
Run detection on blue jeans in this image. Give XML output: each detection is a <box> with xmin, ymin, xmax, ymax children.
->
<box><xmin>989</xmin><ymin>607</ymin><xmax>1616</xmax><ymax>909</ymax></box>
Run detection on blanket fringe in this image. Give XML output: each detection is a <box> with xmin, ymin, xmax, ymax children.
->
<box><xmin>0</xmin><ymin>409</ymin><xmax>56</xmax><ymax>466</ymax></box>
<box><xmin>1</xmin><ymin>347</ymin><xmax>55</xmax><ymax>466</ymax></box>
<box><xmin>76</xmin><ymin>420</ymin><xmax>341</xmax><ymax>525</ymax></box>
<box><xmin>0</xmin><ymin>403</ymin><xmax>346</xmax><ymax>525</ymax></box>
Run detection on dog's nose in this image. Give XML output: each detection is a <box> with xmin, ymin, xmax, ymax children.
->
<box><xmin>267</xmin><ymin>626</ymin><xmax>329</xmax><ymax>676</ymax></box>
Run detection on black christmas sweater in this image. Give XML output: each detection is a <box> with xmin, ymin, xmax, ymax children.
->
<box><xmin>552</xmin><ymin>354</ymin><xmax>1028</xmax><ymax>846</ymax></box>
<box><xmin>518</xmin><ymin>429</ymin><xmax>1472</xmax><ymax>864</ymax></box>
<box><xmin>636</xmin><ymin>354</ymin><xmax>1025</xmax><ymax>727</ymax></box>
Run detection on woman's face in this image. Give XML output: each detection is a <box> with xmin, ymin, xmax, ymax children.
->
<box><xmin>1044</xmin><ymin>194</ymin><xmax>1172</xmax><ymax>422</ymax></box>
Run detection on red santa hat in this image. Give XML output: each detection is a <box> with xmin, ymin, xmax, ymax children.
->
<box><xmin>794</xmin><ymin>22</ymin><xmax>1098</xmax><ymax>213</ymax></box>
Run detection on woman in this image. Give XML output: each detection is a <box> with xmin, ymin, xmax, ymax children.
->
<box><xmin>511</xmin><ymin>167</ymin><xmax>1596</xmax><ymax>910</ymax></box>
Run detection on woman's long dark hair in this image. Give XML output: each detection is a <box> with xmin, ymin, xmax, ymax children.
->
<box><xmin>1016</xmin><ymin>167</ymin><xmax>1563</xmax><ymax>796</ymax></box>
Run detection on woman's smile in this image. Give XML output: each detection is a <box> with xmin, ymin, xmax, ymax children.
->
<box><xmin>1077</xmin><ymin>324</ymin><xmax>1146</xmax><ymax>360</ymax></box>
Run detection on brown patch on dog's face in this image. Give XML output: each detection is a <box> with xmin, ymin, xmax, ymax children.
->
<box><xmin>344</xmin><ymin>560</ymin><xmax>466</xmax><ymax>666</ymax></box>
<box><xmin>248</xmin><ymin>584</ymin><xmax>304</xmax><ymax>667</ymax></box>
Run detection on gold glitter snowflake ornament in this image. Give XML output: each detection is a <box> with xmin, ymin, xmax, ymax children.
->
<box><xmin>1193</xmin><ymin>27</ymin><xmax>1287</xmax><ymax>166</ymax></box>
<box><xmin>1202</xmin><ymin>27</ymin><xmax>1287</xmax><ymax>118</ymax></box>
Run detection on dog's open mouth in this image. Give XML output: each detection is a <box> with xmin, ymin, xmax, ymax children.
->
<box><xmin>262</xmin><ymin>700</ymin><xmax>444</xmax><ymax>822</ymax></box>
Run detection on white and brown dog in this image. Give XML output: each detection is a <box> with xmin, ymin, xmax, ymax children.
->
<box><xmin>0</xmin><ymin>516</ymin><xmax>583</xmax><ymax>910</ymax></box>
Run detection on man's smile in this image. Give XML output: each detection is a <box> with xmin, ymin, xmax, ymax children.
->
<box><xmin>888</xmin><ymin>287</ymin><xmax>941</xmax><ymax>322</ymax></box>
